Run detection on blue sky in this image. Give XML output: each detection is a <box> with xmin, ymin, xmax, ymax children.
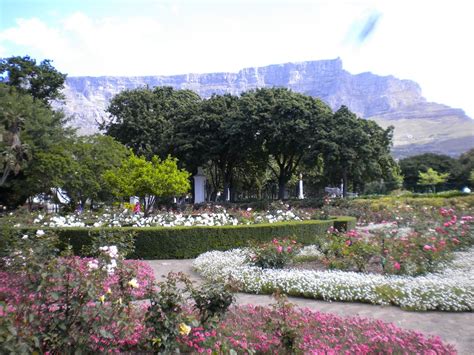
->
<box><xmin>1</xmin><ymin>0</ymin><xmax>473</xmax><ymax>118</ymax></box>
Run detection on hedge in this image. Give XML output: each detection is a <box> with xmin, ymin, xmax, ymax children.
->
<box><xmin>8</xmin><ymin>217</ymin><xmax>355</xmax><ymax>259</ymax></box>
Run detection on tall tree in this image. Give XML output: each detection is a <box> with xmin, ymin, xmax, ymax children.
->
<box><xmin>0</xmin><ymin>85</ymin><xmax>32</xmax><ymax>186</ymax></box>
<box><xmin>103</xmin><ymin>153</ymin><xmax>190</xmax><ymax>216</ymax></box>
<box><xmin>399</xmin><ymin>153</ymin><xmax>462</xmax><ymax>191</ymax></box>
<box><xmin>174</xmin><ymin>94</ymin><xmax>263</xmax><ymax>201</ymax></box>
<box><xmin>241</xmin><ymin>88</ymin><xmax>332</xmax><ymax>199</ymax></box>
<box><xmin>64</xmin><ymin>135</ymin><xmax>129</xmax><ymax>208</ymax></box>
<box><xmin>322</xmin><ymin>106</ymin><xmax>394</xmax><ymax>196</ymax></box>
<box><xmin>458</xmin><ymin>148</ymin><xmax>474</xmax><ymax>187</ymax></box>
<box><xmin>418</xmin><ymin>168</ymin><xmax>450</xmax><ymax>192</ymax></box>
<box><xmin>0</xmin><ymin>55</ymin><xmax>66</xmax><ymax>105</ymax></box>
<box><xmin>103</xmin><ymin>86</ymin><xmax>201</xmax><ymax>159</ymax></box>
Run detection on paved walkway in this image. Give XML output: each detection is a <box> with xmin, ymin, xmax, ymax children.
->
<box><xmin>146</xmin><ymin>259</ymin><xmax>474</xmax><ymax>354</ymax></box>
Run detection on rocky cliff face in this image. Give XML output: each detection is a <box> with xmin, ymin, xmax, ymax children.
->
<box><xmin>58</xmin><ymin>58</ymin><xmax>474</xmax><ymax>157</ymax></box>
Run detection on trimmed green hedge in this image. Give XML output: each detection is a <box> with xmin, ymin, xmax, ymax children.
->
<box><xmin>8</xmin><ymin>217</ymin><xmax>355</xmax><ymax>259</ymax></box>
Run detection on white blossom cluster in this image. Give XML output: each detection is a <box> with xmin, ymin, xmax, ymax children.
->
<box><xmin>253</xmin><ymin>209</ymin><xmax>303</xmax><ymax>224</ymax></box>
<box><xmin>193</xmin><ymin>247</ymin><xmax>474</xmax><ymax>311</ymax></box>
<box><xmin>36</xmin><ymin>214</ymin><xmax>86</xmax><ymax>227</ymax></box>
<box><xmin>87</xmin><ymin>245</ymin><xmax>119</xmax><ymax>274</ymax></box>
<box><xmin>30</xmin><ymin>209</ymin><xmax>308</xmax><ymax>228</ymax></box>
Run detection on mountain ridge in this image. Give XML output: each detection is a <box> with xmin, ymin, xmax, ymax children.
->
<box><xmin>58</xmin><ymin>58</ymin><xmax>474</xmax><ymax>158</ymax></box>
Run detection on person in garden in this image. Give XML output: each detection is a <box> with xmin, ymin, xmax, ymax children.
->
<box><xmin>133</xmin><ymin>201</ymin><xmax>141</xmax><ymax>214</ymax></box>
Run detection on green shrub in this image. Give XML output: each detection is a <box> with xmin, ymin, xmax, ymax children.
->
<box><xmin>248</xmin><ymin>239</ymin><xmax>302</xmax><ymax>269</ymax></box>
<box><xmin>6</xmin><ymin>217</ymin><xmax>356</xmax><ymax>259</ymax></box>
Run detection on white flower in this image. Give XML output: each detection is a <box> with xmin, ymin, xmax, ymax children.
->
<box><xmin>36</xmin><ymin>230</ymin><xmax>45</xmax><ymax>236</ymax></box>
<box><xmin>87</xmin><ymin>259</ymin><xmax>99</xmax><ymax>270</ymax></box>
<box><xmin>193</xmin><ymin>247</ymin><xmax>474</xmax><ymax>312</ymax></box>
<box><xmin>128</xmin><ymin>278</ymin><xmax>139</xmax><ymax>288</ymax></box>
<box><xmin>22</xmin><ymin>235</ymin><xmax>28</xmax><ymax>240</ymax></box>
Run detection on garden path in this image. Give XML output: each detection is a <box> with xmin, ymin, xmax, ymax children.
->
<box><xmin>146</xmin><ymin>259</ymin><xmax>474</xmax><ymax>355</ymax></box>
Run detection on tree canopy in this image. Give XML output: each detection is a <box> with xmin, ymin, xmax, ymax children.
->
<box><xmin>103</xmin><ymin>86</ymin><xmax>201</xmax><ymax>159</ymax></box>
<box><xmin>399</xmin><ymin>153</ymin><xmax>462</xmax><ymax>191</ymax></box>
<box><xmin>241</xmin><ymin>88</ymin><xmax>332</xmax><ymax>199</ymax></box>
<box><xmin>0</xmin><ymin>55</ymin><xmax>66</xmax><ymax>105</ymax></box>
<box><xmin>418</xmin><ymin>168</ymin><xmax>450</xmax><ymax>192</ymax></box>
<box><xmin>103</xmin><ymin>153</ymin><xmax>190</xmax><ymax>215</ymax></box>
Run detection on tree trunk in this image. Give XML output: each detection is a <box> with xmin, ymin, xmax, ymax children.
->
<box><xmin>278</xmin><ymin>176</ymin><xmax>286</xmax><ymax>200</ymax></box>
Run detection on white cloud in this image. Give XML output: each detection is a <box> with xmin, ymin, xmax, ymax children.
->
<box><xmin>341</xmin><ymin>0</ymin><xmax>474</xmax><ymax>117</ymax></box>
<box><xmin>0</xmin><ymin>1</ymin><xmax>473</xmax><ymax>118</ymax></box>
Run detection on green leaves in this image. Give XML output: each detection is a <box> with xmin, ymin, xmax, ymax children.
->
<box><xmin>103</xmin><ymin>152</ymin><xmax>190</xmax><ymax>215</ymax></box>
<box><xmin>0</xmin><ymin>55</ymin><xmax>66</xmax><ymax>105</ymax></box>
<box><xmin>418</xmin><ymin>168</ymin><xmax>450</xmax><ymax>189</ymax></box>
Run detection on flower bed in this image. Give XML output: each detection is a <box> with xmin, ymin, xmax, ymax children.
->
<box><xmin>24</xmin><ymin>205</ymin><xmax>313</xmax><ymax>228</ymax></box>
<box><xmin>198</xmin><ymin>304</ymin><xmax>455</xmax><ymax>354</ymax></box>
<box><xmin>193</xmin><ymin>247</ymin><xmax>474</xmax><ymax>311</ymax></box>
<box><xmin>0</xmin><ymin>257</ymin><xmax>155</xmax><ymax>303</ymax></box>
<box><xmin>0</xmin><ymin>231</ymin><xmax>457</xmax><ymax>353</ymax></box>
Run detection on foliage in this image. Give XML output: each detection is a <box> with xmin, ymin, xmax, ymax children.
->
<box><xmin>65</xmin><ymin>135</ymin><xmax>129</xmax><ymax>207</ymax></box>
<box><xmin>418</xmin><ymin>168</ymin><xmax>450</xmax><ymax>192</ymax></box>
<box><xmin>4</xmin><ymin>218</ymin><xmax>356</xmax><ymax>259</ymax></box>
<box><xmin>0</xmin><ymin>77</ymin><xmax>72</xmax><ymax>207</ymax></box>
<box><xmin>248</xmin><ymin>238</ymin><xmax>301</xmax><ymax>269</ymax></box>
<box><xmin>241</xmin><ymin>88</ymin><xmax>332</xmax><ymax>199</ymax></box>
<box><xmin>0</xmin><ymin>230</ymin><xmax>150</xmax><ymax>353</ymax></box>
<box><xmin>321</xmin><ymin>229</ymin><xmax>380</xmax><ymax>272</ymax></box>
<box><xmin>322</xmin><ymin>106</ymin><xmax>395</xmax><ymax>196</ymax></box>
<box><xmin>0</xmin><ymin>85</ymin><xmax>32</xmax><ymax>186</ymax></box>
<box><xmin>174</xmin><ymin>93</ymin><xmax>265</xmax><ymax>201</ymax></box>
<box><xmin>103</xmin><ymin>86</ymin><xmax>201</xmax><ymax>159</ymax></box>
<box><xmin>103</xmin><ymin>152</ymin><xmax>190</xmax><ymax>216</ymax></box>
<box><xmin>0</xmin><ymin>55</ymin><xmax>66</xmax><ymax>105</ymax></box>
<box><xmin>400</xmin><ymin>153</ymin><xmax>462</xmax><ymax>191</ymax></box>
<box><xmin>145</xmin><ymin>272</ymin><xmax>234</xmax><ymax>353</ymax></box>
<box><xmin>81</xmin><ymin>229</ymin><xmax>136</xmax><ymax>258</ymax></box>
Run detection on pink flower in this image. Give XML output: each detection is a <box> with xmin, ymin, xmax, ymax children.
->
<box><xmin>287</xmin><ymin>246</ymin><xmax>292</xmax><ymax>253</ymax></box>
<box><xmin>393</xmin><ymin>262</ymin><xmax>401</xmax><ymax>270</ymax></box>
<box><xmin>276</xmin><ymin>246</ymin><xmax>283</xmax><ymax>253</ymax></box>
<box><xmin>345</xmin><ymin>240</ymin><xmax>352</xmax><ymax>246</ymax></box>
<box><xmin>423</xmin><ymin>245</ymin><xmax>432</xmax><ymax>251</ymax></box>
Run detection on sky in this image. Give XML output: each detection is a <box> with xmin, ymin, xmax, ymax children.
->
<box><xmin>1</xmin><ymin>0</ymin><xmax>473</xmax><ymax>118</ymax></box>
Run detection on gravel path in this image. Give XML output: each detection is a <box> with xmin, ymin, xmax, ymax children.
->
<box><xmin>146</xmin><ymin>259</ymin><xmax>474</xmax><ymax>354</ymax></box>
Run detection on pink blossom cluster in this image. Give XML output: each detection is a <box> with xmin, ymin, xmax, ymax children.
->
<box><xmin>177</xmin><ymin>305</ymin><xmax>455</xmax><ymax>353</ymax></box>
<box><xmin>0</xmin><ymin>258</ymin><xmax>155</xmax><ymax>303</ymax></box>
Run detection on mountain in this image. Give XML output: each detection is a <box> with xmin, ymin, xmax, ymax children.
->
<box><xmin>58</xmin><ymin>58</ymin><xmax>474</xmax><ymax>158</ymax></box>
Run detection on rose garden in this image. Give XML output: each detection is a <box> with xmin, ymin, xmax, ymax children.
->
<box><xmin>1</xmin><ymin>56</ymin><xmax>474</xmax><ymax>353</ymax></box>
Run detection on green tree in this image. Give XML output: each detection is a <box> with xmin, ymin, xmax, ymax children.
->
<box><xmin>61</xmin><ymin>135</ymin><xmax>129</xmax><ymax>208</ymax></box>
<box><xmin>103</xmin><ymin>152</ymin><xmax>190</xmax><ymax>216</ymax></box>
<box><xmin>0</xmin><ymin>85</ymin><xmax>32</xmax><ymax>186</ymax></box>
<box><xmin>0</xmin><ymin>55</ymin><xmax>66</xmax><ymax>105</ymax></box>
<box><xmin>469</xmin><ymin>170</ymin><xmax>474</xmax><ymax>185</ymax></box>
<box><xmin>0</xmin><ymin>84</ymin><xmax>73</xmax><ymax>204</ymax></box>
<box><xmin>322</xmin><ymin>106</ymin><xmax>394</xmax><ymax>197</ymax></box>
<box><xmin>400</xmin><ymin>153</ymin><xmax>462</xmax><ymax>191</ymax></box>
<box><xmin>458</xmin><ymin>148</ymin><xmax>474</xmax><ymax>187</ymax></box>
<box><xmin>418</xmin><ymin>168</ymin><xmax>450</xmax><ymax>192</ymax></box>
<box><xmin>241</xmin><ymin>88</ymin><xmax>332</xmax><ymax>199</ymax></box>
<box><xmin>103</xmin><ymin>86</ymin><xmax>201</xmax><ymax>159</ymax></box>
<box><xmin>174</xmin><ymin>93</ymin><xmax>264</xmax><ymax>201</ymax></box>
